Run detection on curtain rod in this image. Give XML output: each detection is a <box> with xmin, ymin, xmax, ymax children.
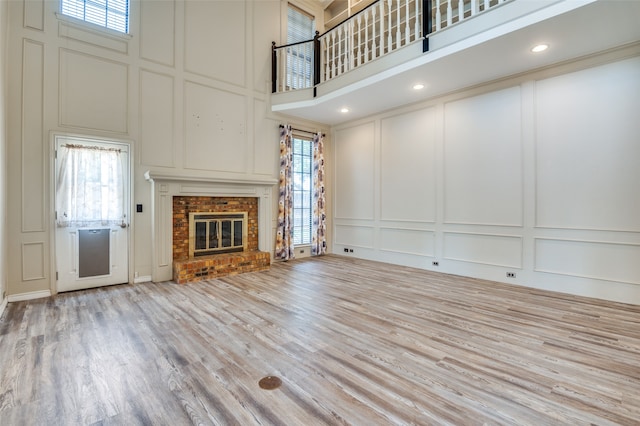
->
<box><xmin>279</xmin><ymin>124</ymin><xmax>325</xmax><ymax>138</ymax></box>
<box><xmin>60</xmin><ymin>143</ymin><xmax>122</xmax><ymax>153</ymax></box>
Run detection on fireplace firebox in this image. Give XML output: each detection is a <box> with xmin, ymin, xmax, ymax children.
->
<box><xmin>189</xmin><ymin>212</ymin><xmax>248</xmax><ymax>257</ymax></box>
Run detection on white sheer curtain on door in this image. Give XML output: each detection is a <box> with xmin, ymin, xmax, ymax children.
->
<box><xmin>56</xmin><ymin>144</ymin><xmax>126</xmax><ymax>228</ymax></box>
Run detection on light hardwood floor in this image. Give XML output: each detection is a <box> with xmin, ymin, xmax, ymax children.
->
<box><xmin>1</xmin><ymin>255</ymin><xmax>639</xmax><ymax>425</ymax></box>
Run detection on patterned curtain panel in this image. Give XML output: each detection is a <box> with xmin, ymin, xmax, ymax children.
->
<box><xmin>311</xmin><ymin>132</ymin><xmax>327</xmax><ymax>255</ymax></box>
<box><xmin>275</xmin><ymin>125</ymin><xmax>295</xmax><ymax>260</ymax></box>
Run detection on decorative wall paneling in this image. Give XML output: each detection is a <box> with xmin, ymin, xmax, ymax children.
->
<box><xmin>23</xmin><ymin>0</ymin><xmax>44</xmax><ymax>31</ymax></box>
<box><xmin>21</xmin><ymin>39</ymin><xmax>45</xmax><ymax>233</ymax></box>
<box><xmin>21</xmin><ymin>242</ymin><xmax>45</xmax><ymax>281</ymax></box>
<box><xmin>379</xmin><ymin>227</ymin><xmax>436</xmax><ymax>257</ymax></box>
<box><xmin>334</xmin><ymin>122</ymin><xmax>376</xmax><ymax>220</ymax></box>
<box><xmin>534</xmin><ymin>238</ymin><xmax>640</xmax><ymax>285</ymax></box>
<box><xmin>334</xmin><ymin>225</ymin><xmax>375</xmax><ymax>249</ymax></box>
<box><xmin>252</xmin><ymin>1</ymin><xmax>281</xmax><ymax>93</ymax></box>
<box><xmin>380</xmin><ymin>108</ymin><xmax>437</xmax><ymax>223</ymax></box>
<box><xmin>332</xmin><ymin>52</ymin><xmax>640</xmax><ymax>303</ymax></box>
<box><xmin>443</xmin><ymin>86</ymin><xmax>523</xmax><ymax>227</ymax></box>
<box><xmin>443</xmin><ymin>232</ymin><xmax>523</xmax><ymax>269</ymax></box>
<box><xmin>13</xmin><ymin>34</ymin><xmax>50</xmax><ymax>297</ymax></box>
<box><xmin>252</xmin><ymin>99</ymin><xmax>280</xmax><ymax>176</ymax></box>
<box><xmin>139</xmin><ymin>70</ymin><xmax>175</xmax><ymax>168</ymax></box>
<box><xmin>535</xmin><ymin>57</ymin><xmax>640</xmax><ymax>233</ymax></box>
<box><xmin>183</xmin><ymin>0</ymin><xmax>246</xmax><ymax>87</ymax></box>
<box><xmin>58</xmin><ymin>20</ymin><xmax>129</xmax><ymax>54</ymax></box>
<box><xmin>139</xmin><ymin>0</ymin><xmax>175</xmax><ymax>66</ymax></box>
<box><xmin>59</xmin><ymin>49</ymin><xmax>129</xmax><ymax>133</ymax></box>
<box><xmin>183</xmin><ymin>81</ymin><xmax>248</xmax><ymax>173</ymax></box>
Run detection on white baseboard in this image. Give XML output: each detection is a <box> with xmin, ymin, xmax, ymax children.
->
<box><xmin>134</xmin><ymin>275</ymin><xmax>152</xmax><ymax>284</ymax></box>
<box><xmin>0</xmin><ymin>297</ymin><xmax>7</xmax><ymax>318</ymax></box>
<box><xmin>8</xmin><ymin>290</ymin><xmax>52</xmax><ymax>302</ymax></box>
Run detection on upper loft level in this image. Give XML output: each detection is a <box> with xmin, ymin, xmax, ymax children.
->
<box><xmin>272</xmin><ymin>0</ymin><xmax>640</xmax><ymax>125</ymax></box>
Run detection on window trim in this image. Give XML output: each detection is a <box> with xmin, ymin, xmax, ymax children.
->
<box><xmin>55</xmin><ymin>12</ymin><xmax>133</xmax><ymax>40</ymax></box>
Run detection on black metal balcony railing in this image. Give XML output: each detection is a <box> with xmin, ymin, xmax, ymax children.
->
<box><xmin>272</xmin><ymin>0</ymin><xmax>510</xmax><ymax>94</ymax></box>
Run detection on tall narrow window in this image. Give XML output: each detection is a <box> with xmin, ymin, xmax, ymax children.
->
<box><xmin>61</xmin><ymin>0</ymin><xmax>130</xmax><ymax>34</ymax></box>
<box><xmin>287</xmin><ymin>4</ymin><xmax>315</xmax><ymax>90</ymax></box>
<box><xmin>292</xmin><ymin>136</ymin><xmax>313</xmax><ymax>245</ymax></box>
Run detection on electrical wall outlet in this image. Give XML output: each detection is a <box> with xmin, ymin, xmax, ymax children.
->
<box><xmin>432</xmin><ymin>261</ymin><xmax>439</xmax><ymax>266</ymax></box>
<box><xmin>344</xmin><ymin>248</ymin><xmax>349</xmax><ymax>252</ymax></box>
<box><xmin>506</xmin><ymin>272</ymin><xmax>516</xmax><ymax>278</ymax></box>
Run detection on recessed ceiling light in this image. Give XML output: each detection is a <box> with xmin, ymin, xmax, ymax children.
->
<box><xmin>340</xmin><ymin>107</ymin><xmax>349</xmax><ymax>113</ymax></box>
<box><xmin>413</xmin><ymin>83</ymin><xmax>425</xmax><ymax>90</ymax></box>
<box><xmin>531</xmin><ymin>44</ymin><xmax>549</xmax><ymax>53</ymax></box>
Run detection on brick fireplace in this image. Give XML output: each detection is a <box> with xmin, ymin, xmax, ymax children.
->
<box><xmin>145</xmin><ymin>170</ymin><xmax>276</xmax><ymax>284</ymax></box>
<box><xmin>172</xmin><ymin>196</ymin><xmax>269</xmax><ymax>283</ymax></box>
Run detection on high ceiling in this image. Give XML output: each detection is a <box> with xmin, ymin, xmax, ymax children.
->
<box><xmin>273</xmin><ymin>0</ymin><xmax>640</xmax><ymax>126</ymax></box>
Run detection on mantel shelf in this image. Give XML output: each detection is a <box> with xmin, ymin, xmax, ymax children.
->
<box><xmin>144</xmin><ymin>170</ymin><xmax>278</xmax><ymax>186</ymax></box>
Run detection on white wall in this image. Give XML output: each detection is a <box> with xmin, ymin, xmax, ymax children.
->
<box><xmin>332</xmin><ymin>50</ymin><xmax>640</xmax><ymax>304</ymax></box>
<box><xmin>0</xmin><ymin>0</ymin><xmax>8</xmax><ymax>309</ymax></box>
<box><xmin>5</xmin><ymin>0</ymin><xmax>328</xmax><ymax>297</ymax></box>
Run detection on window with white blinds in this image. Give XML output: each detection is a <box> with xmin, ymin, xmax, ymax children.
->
<box><xmin>287</xmin><ymin>4</ymin><xmax>315</xmax><ymax>90</ymax></box>
<box><xmin>292</xmin><ymin>136</ymin><xmax>313</xmax><ymax>246</ymax></box>
<box><xmin>287</xmin><ymin>4</ymin><xmax>315</xmax><ymax>44</ymax></box>
<box><xmin>61</xmin><ymin>0</ymin><xmax>130</xmax><ymax>34</ymax></box>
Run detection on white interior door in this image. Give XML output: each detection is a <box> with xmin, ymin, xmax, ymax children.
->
<box><xmin>54</xmin><ymin>136</ymin><xmax>130</xmax><ymax>292</ymax></box>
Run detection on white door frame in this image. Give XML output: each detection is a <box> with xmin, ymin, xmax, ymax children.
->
<box><xmin>49</xmin><ymin>132</ymin><xmax>134</xmax><ymax>294</ymax></box>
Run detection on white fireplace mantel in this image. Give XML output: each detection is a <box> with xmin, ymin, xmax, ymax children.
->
<box><xmin>145</xmin><ymin>170</ymin><xmax>277</xmax><ymax>282</ymax></box>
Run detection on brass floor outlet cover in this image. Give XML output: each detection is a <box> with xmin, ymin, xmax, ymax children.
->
<box><xmin>258</xmin><ymin>376</ymin><xmax>282</xmax><ymax>390</ymax></box>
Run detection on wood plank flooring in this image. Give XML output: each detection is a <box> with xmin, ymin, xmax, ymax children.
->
<box><xmin>1</xmin><ymin>255</ymin><xmax>639</xmax><ymax>425</ymax></box>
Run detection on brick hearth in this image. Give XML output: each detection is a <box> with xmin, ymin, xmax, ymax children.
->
<box><xmin>173</xmin><ymin>250</ymin><xmax>270</xmax><ymax>284</ymax></box>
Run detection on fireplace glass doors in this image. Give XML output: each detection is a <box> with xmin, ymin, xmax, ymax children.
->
<box><xmin>188</xmin><ymin>212</ymin><xmax>248</xmax><ymax>257</ymax></box>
